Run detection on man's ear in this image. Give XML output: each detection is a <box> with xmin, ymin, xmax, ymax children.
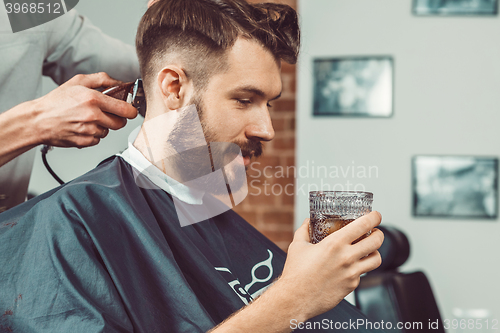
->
<box><xmin>157</xmin><ymin>66</ymin><xmax>193</xmax><ymax>111</ymax></box>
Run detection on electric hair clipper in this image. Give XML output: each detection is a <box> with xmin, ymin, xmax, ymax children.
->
<box><xmin>102</xmin><ymin>79</ymin><xmax>147</xmax><ymax>117</ymax></box>
<box><xmin>41</xmin><ymin>79</ymin><xmax>147</xmax><ymax>186</ymax></box>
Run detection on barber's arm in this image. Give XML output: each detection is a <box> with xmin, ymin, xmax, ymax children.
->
<box><xmin>43</xmin><ymin>10</ymin><xmax>140</xmax><ymax>84</ymax></box>
<box><xmin>0</xmin><ymin>72</ymin><xmax>137</xmax><ymax>167</ymax></box>
<box><xmin>209</xmin><ymin>212</ymin><xmax>384</xmax><ymax>333</ymax></box>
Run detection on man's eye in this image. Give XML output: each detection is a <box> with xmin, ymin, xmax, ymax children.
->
<box><xmin>267</xmin><ymin>103</ymin><xmax>272</xmax><ymax>108</ymax></box>
<box><xmin>236</xmin><ymin>99</ymin><xmax>252</xmax><ymax>105</ymax></box>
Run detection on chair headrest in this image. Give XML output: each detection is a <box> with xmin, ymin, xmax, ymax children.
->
<box><xmin>373</xmin><ymin>225</ymin><xmax>410</xmax><ymax>272</ymax></box>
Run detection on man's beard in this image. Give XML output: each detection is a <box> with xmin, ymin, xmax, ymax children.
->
<box><xmin>164</xmin><ymin>95</ymin><xmax>263</xmax><ymax>196</ymax></box>
<box><xmin>199</xmin><ymin>108</ymin><xmax>262</xmax><ymax>168</ymax></box>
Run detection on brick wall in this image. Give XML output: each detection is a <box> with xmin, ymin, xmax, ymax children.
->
<box><xmin>233</xmin><ymin>0</ymin><xmax>297</xmax><ymax>252</ymax></box>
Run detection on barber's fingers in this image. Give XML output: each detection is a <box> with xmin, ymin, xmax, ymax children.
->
<box><xmin>97</xmin><ymin>93</ymin><xmax>138</xmax><ymax>120</ymax></box>
<box><xmin>92</xmin><ymin>108</ymin><xmax>130</xmax><ymax>130</ymax></box>
<box><xmin>67</xmin><ymin>73</ymin><xmax>138</xmax><ymax>120</ymax></box>
<box><xmin>335</xmin><ymin>211</ymin><xmax>382</xmax><ymax>244</ymax></box>
<box><xmin>70</xmin><ymin>72</ymin><xmax>124</xmax><ymax>90</ymax></box>
<box><xmin>74</xmin><ymin>135</ymin><xmax>101</xmax><ymax>149</ymax></box>
<box><xmin>94</xmin><ymin>126</ymin><xmax>109</xmax><ymax>139</ymax></box>
<box><xmin>75</xmin><ymin>123</ymin><xmax>111</xmax><ymax>138</ymax></box>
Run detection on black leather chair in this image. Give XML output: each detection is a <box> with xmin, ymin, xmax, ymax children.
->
<box><xmin>354</xmin><ymin>226</ymin><xmax>445</xmax><ymax>333</ymax></box>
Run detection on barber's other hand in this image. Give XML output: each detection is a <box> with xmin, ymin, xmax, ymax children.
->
<box><xmin>32</xmin><ymin>72</ymin><xmax>138</xmax><ymax>148</ymax></box>
<box><xmin>279</xmin><ymin>211</ymin><xmax>384</xmax><ymax>321</ymax></box>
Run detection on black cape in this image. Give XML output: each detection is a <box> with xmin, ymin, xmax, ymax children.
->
<box><xmin>0</xmin><ymin>157</ymin><xmax>383</xmax><ymax>332</ymax></box>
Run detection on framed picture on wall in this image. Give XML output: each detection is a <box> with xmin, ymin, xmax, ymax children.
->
<box><xmin>413</xmin><ymin>0</ymin><xmax>498</xmax><ymax>16</ymax></box>
<box><xmin>313</xmin><ymin>56</ymin><xmax>393</xmax><ymax>117</ymax></box>
<box><xmin>412</xmin><ymin>155</ymin><xmax>498</xmax><ymax>219</ymax></box>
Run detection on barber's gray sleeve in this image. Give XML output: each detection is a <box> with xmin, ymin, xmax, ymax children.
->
<box><xmin>42</xmin><ymin>10</ymin><xmax>140</xmax><ymax>84</ymax></box>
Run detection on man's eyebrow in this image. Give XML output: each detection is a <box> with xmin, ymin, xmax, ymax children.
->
<box><xmin>231</xmin><ymin>86</ymin><xmax>282</xmax><ymax>101</ymax></box>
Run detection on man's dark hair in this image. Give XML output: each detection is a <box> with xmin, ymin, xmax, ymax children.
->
<box><xmin>136</xmin><ymin>0</ymin><xmax>300</xmax><ymax>93</ymax></box>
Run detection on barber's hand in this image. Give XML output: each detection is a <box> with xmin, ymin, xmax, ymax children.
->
<box><xmin>32</xmin><ymin>72</ymin><xmax>138</xmax><ymax>148</ymax></box>
<box><xmin>280</xmin><ymin>211</ymin><xmax>384</xmax><ymax>320</ymax></box>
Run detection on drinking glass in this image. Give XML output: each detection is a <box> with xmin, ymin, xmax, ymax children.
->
<box><xmin>309</xmin><ymin>191</ymin><xmax>373</xmax><ymax>244</ymax></box>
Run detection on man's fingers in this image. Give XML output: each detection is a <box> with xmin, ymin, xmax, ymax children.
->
<box><xmin>352</xmin><ymin>228</ymin><xmax>384</xmax><ymax>258</ymax></box>
<box><xmin>73</xmin><ymin>72</ymin><xmax>124</xmax><ymax>90</ymax></box>
<box><xmin>357</xmin><ymin>250</ymin><xmax>383</xmax><ymax>274</ymax></box>
<box><xmin>293</xmin><ymin>218</ymin><xmax>311</xmax><ymax>243</ymax></box>
<box><xmin>338</xmin><ymin>211</ymin><xmax>382</xmax><ymax>244</ymax></box>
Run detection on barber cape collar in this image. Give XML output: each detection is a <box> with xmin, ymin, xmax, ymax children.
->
<box><xmin>118</xmin><ymin>120</ymin><xmax>249</xmax><ymax>228</ymax></box>
<box><xmin>118</xmin><ymin>143</ymin><xmax>238</xmax><ymax>228</ymax></box>
<box><xmin>118</xmin><ymin>142</ymin><xmax>204</xmax><ymax>206</ymax></box>
<box><xmin>118</xmin><ymin>142</ymin><xmax>228</xmax><ymax>228</ymax></box>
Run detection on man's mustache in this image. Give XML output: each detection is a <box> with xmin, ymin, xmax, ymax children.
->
<box><xmin>208</xmin><ymin>139</ymin><xmax>263</xmax><ymax>170</ymax></box>
<box><xmin>234</xmin><ymin>139</ymin><xmax>263</xmax><ymax>159</ymax></box>
<box><xmin>158</xmin><ymin>139</ymin><xmax>263</xmax><ymax>185</ymax></box>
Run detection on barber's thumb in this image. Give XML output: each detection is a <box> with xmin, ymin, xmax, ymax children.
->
<box><xmin>293</xmin><ymin>218</ymin><xmax>311</xmax><ymax>243</ymax></box>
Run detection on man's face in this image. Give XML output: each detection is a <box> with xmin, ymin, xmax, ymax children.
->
<box><xmin>139</xmin><ymin>38</ymin><xmax>282</xmax><ymax>194</ymax></box>
<box><xmin>195</xmin><ymin>38</ymin><xmax>282</xmax><ymax>168</ymax></box>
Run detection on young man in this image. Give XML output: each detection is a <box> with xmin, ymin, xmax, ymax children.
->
<box><xmin>0</xmin><ymin>1</ymin><xmax>384</xmax><ymax>332</ymax></box>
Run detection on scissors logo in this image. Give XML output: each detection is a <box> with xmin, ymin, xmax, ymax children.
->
<box><xmin>245</xmin><ymin>249</ymin><xmax>274</xmax><ymax>298</ymax></box>
<box><xmin>214</xmin><ymin>249</ymin><xmax>275</xmax><ymax>305</ymax></box>
<box><xmin>215</xmin><ymin>267</ymin><xmax>253</xmax><ymax>305</ymax></box>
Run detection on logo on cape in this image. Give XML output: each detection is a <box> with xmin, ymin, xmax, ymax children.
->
<box><xmin>215</xmin><ymin>249</ymin><xmax>274</xmax><ymax>305</ymax></box>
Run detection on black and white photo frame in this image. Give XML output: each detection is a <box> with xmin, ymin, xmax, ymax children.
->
<box><xmin>413</xmin><ymin>0</ymin><xmax>498</xmax><ymax>16</ymax></box>
<box><xmin>313</xmin><ymin>56</ymin><xmax>394</xmax><ymax>117</ymax></box>
<box><xmin>412</xmin><ymin>155</ymin><xmax>498</xmax><ymax>219</ymax></box>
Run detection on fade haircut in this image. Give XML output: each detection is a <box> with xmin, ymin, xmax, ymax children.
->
<box><xmin>136</xmin><ymin>0</ymin><xmax>300</xmax><ymax>94</ymax></box>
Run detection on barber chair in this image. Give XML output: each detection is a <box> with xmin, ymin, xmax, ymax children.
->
<box><xmin>354</xmin><ymin>226</ymin><xmax>445</xmax><ymax>333</ymax></box>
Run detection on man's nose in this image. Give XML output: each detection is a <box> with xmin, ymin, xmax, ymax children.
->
<box><xmin>245</xmin><ymin>108</ymin><xmax>275</xmax><ymax>142</ymax></box>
